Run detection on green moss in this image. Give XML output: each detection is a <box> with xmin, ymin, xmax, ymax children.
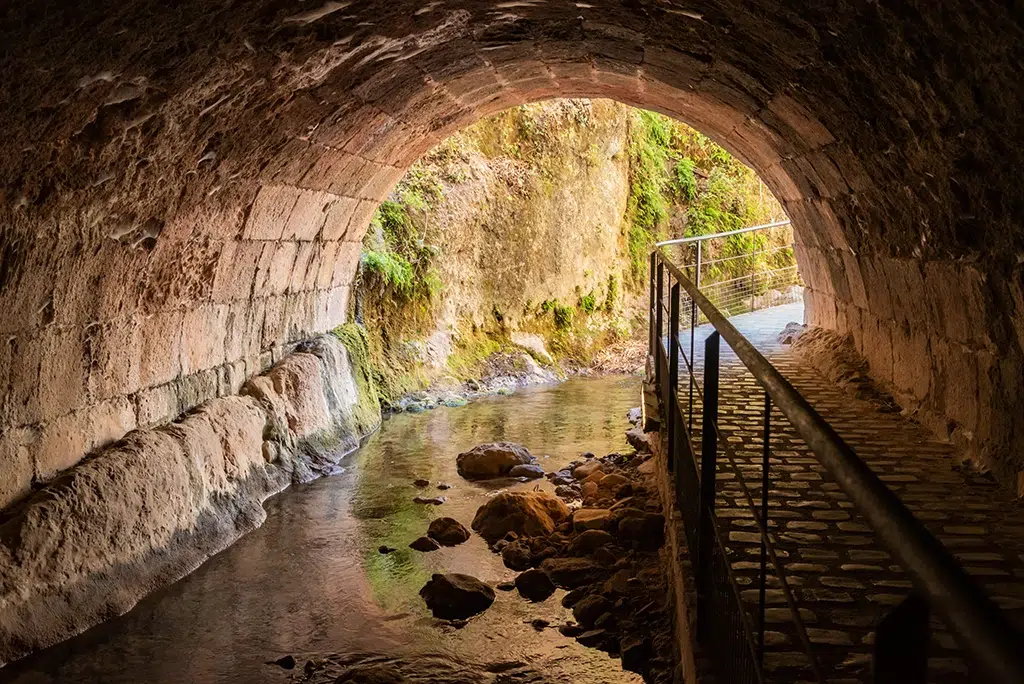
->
<box><xmin>553</xmin><ymin>303</ymin><xmax>574</xmax><ymax>330</ymax></box>
<box><xmin>578</xmin><ymin>291</ymin><xmax>597</xmax><ymax>314</ymax></box>
<box><xmin>604</xmin><ymin>273</ymin><xmax>619</xmax><ymax>313</ymax></box>
<box><xmin>446</xmin><ymin>333</ymin><xmax>503</xmax><ymax>381</ymax></box>
<box><xmin>331</xmin><ymin>323</ymin><xmax>383</xmax><ymax>435</ymax></box>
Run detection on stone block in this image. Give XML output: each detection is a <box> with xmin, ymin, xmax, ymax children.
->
<box><xmin>89</xmin><ymin>397</ymin><xmax>137</xmax><ymax>453</ymax></box>
<box><xmin>261</xmin><ymin>296</ymin><xmax>289</xmax><ymax>350</ymax></box>
<box><xmin>861</xmin><ymin>257</ymin><xmax>894</xmax><ymax>322</ymax></box>
<box><xmin>8</xmin><ymin>334</ymin><xmax>43</xmax><ymax>425</ymax></box>
<box><xmin>288</xmin><ymin>241</ymin><xmax>318</xmax><ymax>294</ymax></box>
<box><xmin>325</xmin><ymin>286</ymin><xmax>350</xmax><ymax>329</ymax></box>
<box><xmin>315</xmin><ymin>241</ymin><xmax>341</xmax><ymax>290</ymax></box>
<box><xmin>222</xmin><ymin>302</ymin><xmax>261</xmax><ymax>364</ymax></box>
<box><xmin>840</xmin><ymin>250</ymin><xmax>868</xmax><ymax>309</ymax></box>
<box><xmin>766</xmin><ymin>95</ymin><xmax>835</xmax><ymax>149</ymax></box>
<box><xmin>357</xmin><ymin>163</ymin><xmax>404</xmax><ymax>201</ymax></box>
<box><xmin>0</xmin><ymin>427</ymin><xmax>36</xmax><ymax>510</ymax></box>
<box><xmin>212</xmin><ymin>240</ymin><xmax>263</xmax><ymax>302</ymax></box>
<box><xmin>139</xmin><ymin>311</ymin><xmax>184</xmax><ymax>389</ymax></box>
<box><xmin>176</xmin><ymin>368</ymin><xmax>220</xmax><ymax>414</ymax></box>
<box><xmin>332</xmin><ymin>242</ymin><xmax>362</xmax><ymax>289</ymax></box>
<box><xmin>283</xmin><ymin>189</ymin><xmax>333</xmax><ymax>241</ymax></box>
<box><xmin>320</xmin><ymin>196</ymin><xmax>360</xmax><ymax>242</ymax></box>
<box><xmin>87</xmin><ymin>318</ymin><xmax>143</xmax><ymax>401</ymax></box>
<box><xmin>283</xmin><ymin>292</ymin><xmax>317</xmax><ymax>341</ymax></box>
<box><xmin>266</xmin><ymin>242</ymin><xmax>299</xmax><ymax>296</ymax></box>
<box><xmin>181</xmin><ymin>304</ymin><xmax>228</xmax><ymax>375</ymax></box>
<box><xmin>861</xmin><ymin>316</ymin><xmax>894</xmax><ymax>386</ymax></box>
<box><xmin>33</xmin><ymin>410</ymin><xmax>92</xmax><ymax>481</ymax></box>
<box><xmin>217</xmin><ymin>360</ymin><xmax>248</xmax><ymax>397</ymax></box>
<box><xmin>933</xmin><ymin>339</ymin><xmax>979</xmax><ymax>434</ymax></box>
<box><xmin>39</xmin><ymin>329</ymin><xmax>87</xmax><ymax>421</ymax></box>
<box><xmin>136</xmin><ymin>383</ymin><xmax>180</xmax><ymax>427</ymax></box>
<box><xmin>243</xmin><ymin>185</ymin><xmax>301</xmax><ymax>240</ymax></box>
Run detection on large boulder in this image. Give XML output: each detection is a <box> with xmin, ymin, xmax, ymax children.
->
<box><xmin>472</xmin><ymin>491</ymin><xmax>570</xmax><ymax>543</ymax></box>
<box><xmin>427</xmin><ymin>517</ymin><xmax>471</xmax><ymax>546</ymax></box>
<box><xmin>419</xmin><ymin>574</ymin><xmax>495</xmax><ymax>620</ymax></box>
<box><xmin>456</xmin><ymin>442</ymin><xmax>535</xmax><ymax>479</ymax></box>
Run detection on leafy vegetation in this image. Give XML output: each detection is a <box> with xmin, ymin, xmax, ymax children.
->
<box><xmin>330</xmin><ymin>323</ymin><xmax>382</xmax><ymax>434</ymax></box>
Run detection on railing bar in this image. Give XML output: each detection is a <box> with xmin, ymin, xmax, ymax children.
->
<box><xmin>657</xmin><ymin>247</ymin><xmax>1024</xmax><ymax>684</ymax></box>
<box><xmin>656</xmin><ymin>219</ymin><xmax>792</xmax><ymax>246</ymax></box>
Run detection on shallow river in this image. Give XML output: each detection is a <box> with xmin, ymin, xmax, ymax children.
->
<box><xmin>4</xmin><ymin>376</ymin><xmax>644</xmax><ymax>684</ymax></box>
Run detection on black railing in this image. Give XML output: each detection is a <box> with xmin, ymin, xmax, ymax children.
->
<box><xmin>648</xmin><ymin>249</ymin><xmax>1024</xmax><ymax>684</ymax></box>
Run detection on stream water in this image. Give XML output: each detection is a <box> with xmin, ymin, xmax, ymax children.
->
<box><xmin>3</xmin><ymin>376</ymin><xmax>645</xmax><ymax>684</ymax></box>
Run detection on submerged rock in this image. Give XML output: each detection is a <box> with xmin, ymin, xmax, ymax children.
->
<box><xmin>471</xmin><ymin>491</ymin><xmax>570</xmax><ymax>543</ymax></box>
<box><xmin>456</xmin><ymin>442</ymin><xmax>535</xmax><ymax>479</ymax></box>
<box><xmin>501</xmin><ymin>540</ymin><xmax>533</xmax><ymax>570</ymax></box>
<box><xmin>272</xmin><ymin>655</ymin><xmax>296</xmax><ymax>670</ymax></box>
<box><xmin>508</xmin><ymin>464</ymin><xmax>545</xmax><ymax>479</ymax></box>
<box><xmin>573</xmin><ymin>460</ymin><xmax>603</xmax><ymax>480</ymax></box>
<box><xmin>573</xmin><ymin>594</ymin><xmax>614</xmax><ymax>628</ymax></box>
<box><xmin>413</xmin><ymin>479</ymin><xmax>430</xmax><ymax>488</ymax></box>
<box><xmin>427</xmin><ymin>517</ymin><xmax>471</xmax><ymax>546</ymax></box>
<box><xmin>409</xmin><ymin>536</ymin><xmax>441</xmax><ymax>552</ymax></box>
<box><xmin>515</xmin><ymin>568</ymin><xmax>556</xmax><ymax>602</ymax></box>
<box><xmin>413</xmin><ymin>496</ymin><xmax>447</xmax><ymax>505</ymax></box>
<box><xmin>420</xmin><ymin>573</ymin><xmax>495</xmax><ymax>620</ymax></box>
<box><xmin>378</xmin><ymin>545</ymin><xmax>397</xmax><ymax>554</ymax></box>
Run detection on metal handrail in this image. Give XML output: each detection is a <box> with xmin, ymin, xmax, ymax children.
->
<box><xmin>655</xmin><ymin>219</ymin><xmax>791</xmax><ymax>247</ymax></box>
<box><xmin>655</xmin><ymin>248</ymin><xmax>1024</xmax><ymax>684</ymax></box>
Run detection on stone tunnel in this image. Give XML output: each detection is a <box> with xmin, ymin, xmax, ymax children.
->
<box><xmin>1</xmin><ymin>0</ymin><xmax>1023</xmax><ymax>669</ymax></box>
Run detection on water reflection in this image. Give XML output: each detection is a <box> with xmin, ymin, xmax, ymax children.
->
<box><xmin>3</xmin><ymin>376</ymin><xmax>641</xmax><ymax>684</ymax></box>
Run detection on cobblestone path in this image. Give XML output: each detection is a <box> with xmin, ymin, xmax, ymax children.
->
<box><xmin>676</xmin><ymin>303</ymin><xmax>1024</xmax><ymax>683</ymax></box>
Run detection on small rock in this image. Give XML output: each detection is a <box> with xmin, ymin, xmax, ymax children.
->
<box><xmin>509</xmin><ymin>464</ymin><xmax>545</xmax><ymax>479</ymax></box>
<box><xmin>501</xmin><ymin>540</ymin><xmax>533</xmax><ymax>571</ymax></box>
<box><xmin>625</xmin><ymin>427</ymin><xmax>651</xmax><ymax>453</ymax></box>
<box><xmin>562</xmin><ymin>587</ymin><xmax>588</xmax><ymax>608</ymax></box>
<box><xmin>572</xmin><ymin>508</ymin><xmax>611</xmax><ymax>531</ymax></box>
<box><xmin>568</xmin><ymin>529</ymin><xmax>615</xmax><ymax>555</ymax></box>
<box><xmin>573</xmin><ymin>594</ymin><xmax>614</xmax><ymax>628</ymax></box>
<box><xmin>378</xmin><ymin>545</ymin><xmax>397</xmax><ymax>554</ymax></box>
<box><xmin>582</xmin><ymin>451</ymin><xmax>595</xmax><ymax>459</ymax></box>
<box><xmin>620</xmin><ymin>635</ymin><xmax>651</xmax><ymax>674</ymax></box>
<box><xmin>272</xmin><ymin>655</ymin><xmax>296</xmax><ymax>670</ymax></box>
<box><xmin>409</xmin><ymin>536</ymin><xmax>441</xmax><ymax>552</ymax></box>
<box><xmin>617</xmin><ymin>513</ymin><xmax>665</xmax><ymax>551</ymax></box>
<box><xmin>530</xmin><ymin>618</ymin><xmax>550</xmax><ymax>631</ymax></box>
<box><xmin>576</xmin><ymin>629</ymin><xmax>607</xmax><ymax>647</ymax></box>
<box><xmin>593</xmin><ymin>546</ymin><xmax>618</xmax><ymax>566</ymax></box>
<box><xmin>626</xmin><ymin>407</ymin><xmax>642</xmax><ymax>424</ymax></box>
<box><xmin>497</xmin><ymin>580</ymin><xmax>516</xmax><ymax>591</ymax></box>
<box><xmin>598</xmin><ymin>473</ymin><xmax>631</xmax><ymax>492</ymax></box>
<box><xmin>427</xmin><ymin>517</ymin><xmax>471</xmax><ymax>546</ymax></box>
<box><xmin>540</xmin><ymin>557</ymin><xmax>606</xmax><ymax>589</ymax></box>
<box><xmin>555</xmin><ymin>484</ymin><xmax>581</xmax><ymax>500</ymax></box>
<box><xmin>573</xmin><ymin>461</ymin><xmax>603</xmax><ymax>480</ymax></box>
<box><xmin>559</xmin><ymin>623</ymin><xmax>585</xmax><ymax>637</ymax></box>
<box><xmin>413</xmin><ymin>478</ymin><xmax>430</xmax><ymax>488</ymax></box>
<box><xmin>594</xmin><ymin>612</ymin><xmax>616</xmax><ymax>629</ymax></box>
<box><xmin>413</xmin><ymin>496</ymin><xmax>447</xmax><ymax>505</ymax></box>
<box><xmin>581</xmin><ymin>482</ymin><xmax>599</xmax><ymax>500</ymax></box>
<box><xmin>515</xmin><ymin>568</ymin><xmax>557</xmax><ymax>602</ymax></box>
<box><xmin>420</xmin><ymin>573</ymin><xmax>496</xmax><ymax>620</ymax></box>
<box><xmin>437</xmin><ymin>482</ymin><xmax>453</xmax><ymax>490</ymax></box>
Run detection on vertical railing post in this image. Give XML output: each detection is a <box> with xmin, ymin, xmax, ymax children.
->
<box><xmin>667</xmin><ymin>283</ymin><xmax>680</xmax><ymax>473</ymax></box>
<box><xmin>696</xmin><ymin>330</ymin><xmax>720</xmax><ymax>642</ymax></box>
<box><xmin>695</xmin><ymin>240</ymin><xmax>703</xmax><ymax>289</ymax></box>
<box><xmin>758</xmin><ymin>390</ymin><xmax>771</xmax><ymax>662</ymax></box>
<box><xmin>655</xmin><ymin>261</ymin><xmax>664</xmax><ymax>389</ymax></box>
<box><xmin>649</xmin><ymin>252</ymin><xmax>657</xmax><ymax>358</ymax></box>
<box><xmin>874</xmin><ymin>594</ymin><xmax>931</xmax><ymax>684</ymax></box>
<box><xmin>688</xmin><ymin>299</ymin><xmax>696</xmax><ymax>431</ymax></box>
<box><xmin>749</xmin><ymin>273</ymin><xmax>755</xmax><ymax>312</ymax></box>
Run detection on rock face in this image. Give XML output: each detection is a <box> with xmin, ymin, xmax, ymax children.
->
<box><xmin>0</xmin><ymin>334</ymin><xmax>378</xmax><ymax>667</ymax></box>
<box><xmin>427</xmin><ymin>517</ymin><xmax>471</xmax><ymax>546</ymax></box>
<box><xmin>471</xmin><ymin>491</ymin><xmax>570</xmax><ymax>543</ymax></box>
<box><xmin>419</xmin><ymin>574</ymin><xmax>495</xmax><ymax>620</ymax></box>
<box><xmin>456</xmin><ymin>442</ymin><xmax>536</xmax><ymax>480</ymax></box>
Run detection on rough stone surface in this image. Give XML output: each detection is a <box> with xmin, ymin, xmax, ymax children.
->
<box><xmin>456</xmin><ymin>442</ymin><xmax>535</xmax><ymax>480</ymax></box>
<box><xmin>0</xmin><ymin>335</ymin><xmax>377</xmax><ymax>667</ymax></box>
<box><xmin>572</xmin><ymin>508</ymin><xmax>611</xmax><ymax>531</ymax></box>
<box><xmin>419</xmin><ymin>573</ymin><xmax>495</xmax><ymax>620</ymax></box>
<box><xmin>471</xmin><ymin>491</ymin><xmax>570</xmax><ymax>544</ymax></box>
<box><xmin>508</xmin><ymin>464</ymin><xmax>545</xmax><ymax>479</ymax></box>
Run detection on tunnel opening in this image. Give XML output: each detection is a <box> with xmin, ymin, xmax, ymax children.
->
<box><xmin>2</xmin><ymin>0</ymin><xmax>1024</xmax><ymax>678</ymax></box>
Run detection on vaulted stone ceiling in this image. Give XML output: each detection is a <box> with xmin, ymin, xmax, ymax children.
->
<box><xmin>2</xmin><ymin>0</ymin><xmax>1023</xmax><ymax>503</ymax></box>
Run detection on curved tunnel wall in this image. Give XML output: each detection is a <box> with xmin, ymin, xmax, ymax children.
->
<box><xmin>2</xmin><ymin>0</ymin><xmax>1024</xmax><ymax>511</ymax></box>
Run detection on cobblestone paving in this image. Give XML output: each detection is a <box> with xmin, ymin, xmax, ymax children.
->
<box><xmin>674</xmin><ymin>303</ymin><xmax>1024</xmax><ymax>683</ymax></box>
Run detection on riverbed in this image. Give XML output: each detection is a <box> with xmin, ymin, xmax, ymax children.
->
<box><xmin>3</xmin><ymin>376</ymin><xmax>644</xmax><ymax>684</ymax></box>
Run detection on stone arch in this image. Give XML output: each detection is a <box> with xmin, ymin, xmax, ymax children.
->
<box><xmin>1</xmin><ymin>2</ymin><xmax>1022</xmax><ymax>508</ymax></box>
